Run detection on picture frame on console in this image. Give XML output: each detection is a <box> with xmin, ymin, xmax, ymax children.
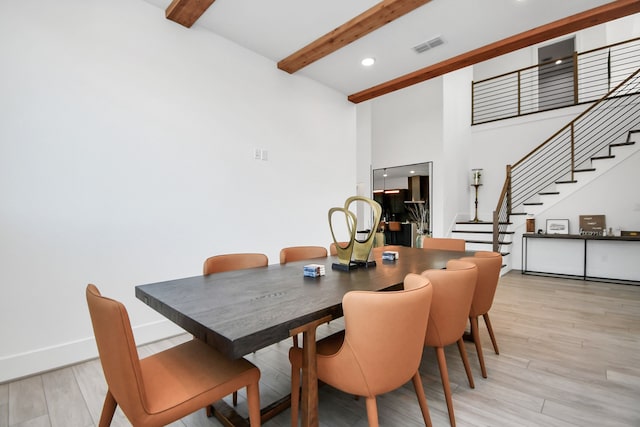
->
<box><xmin>546</xmin><ymin>219</ymin><xmax>569</xmax><ymax>234</ymax></box>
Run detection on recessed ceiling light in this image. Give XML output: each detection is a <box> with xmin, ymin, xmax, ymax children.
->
<box><xmin>361</xmin><ymin>57</ymin><xmax>375</xmax><ymax>67</ymax></box>
<box><xmin>555</xmin><ymin>59</ymin><xmax>563</xmax><ymax>65</ymax></box>
<box><xmin>410</xmin><ymin>170</ymin><xmax>416</xmax><ymax>174</ymax></box>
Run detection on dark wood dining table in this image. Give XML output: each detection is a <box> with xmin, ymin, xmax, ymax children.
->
<box><xmin>135</xmin><ymin>245</ymin><xmax>474</xmax><ymax>427</ymax></box>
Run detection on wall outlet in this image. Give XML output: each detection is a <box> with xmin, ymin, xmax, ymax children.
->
<box><xmin>253</xmin><ymin>148</ymin><xmax>261</xmax><ymax>160</ymax></box>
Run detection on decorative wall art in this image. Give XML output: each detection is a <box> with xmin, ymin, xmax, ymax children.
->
<box><xmin>579</xmin><ymin>214</ymin><xmax>606</xmax><ymax>236</ymax></box>
<box><xmin>546</xmin><ymin>219</ymin><xmax>569</xmax><ymax>234</ymax></box>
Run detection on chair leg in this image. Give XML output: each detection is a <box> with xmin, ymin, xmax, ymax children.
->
<box><xmin>246</xmin><ymin>382</ymin><xmax>261</xmax><ymax>427</ymax></box>
<box><xmin>98</xmin><ymin>390</ymin><xmax>117</xmax><ymax>427</ymax></box>
<box><xmin>293</xmin><ymin>334</ymin><xmax>299</xmax><ymax>348</ymax></box>
<box><xmin>456</xmin><ymin>338</ymin><xmax>475</xmax><ymax>389</ymax></box>
<box><xmin>365</xmin><ymin>396</ymin><xmax>379</xmax><ymax>427</ymax></box>
<box><xmin>470</xmin><ymin>316</ymin><xmax>487</xmax><ymax>378</ymax></box>
<box><xmin>232</xmin><ymin>391</ymin><xmax>238</xmax><ymax>406</ymax></box>
<box><xmin>411</xmin><ymin>372</ymin><xmax>433</xmax><ymax>427</ymax></box>
<box><xmin>483</xmin><ymin>313</ymin><xmax>499</xmax><ymax>354</ymax></box>
<box><xmin>290</xmin><ymin>358</ymin><xmax>301</xmax><ymax>427</ymax></box>
<box><xmin>434</xmin><ymin>347</ymin><xmax>456</xmax><ymax>427</ymax></box>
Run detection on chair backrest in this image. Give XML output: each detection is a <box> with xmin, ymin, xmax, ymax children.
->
<box><xmin>458</xmin><ymin>251</ymin><xmax>502</xmax><ymax>316</ymax></box>
<box><xmin>329</xmin><ymin>242</ymin><xmax>349</xmax><ymax>256</ymax></box>
<box><xmin>85</xmin><ymin>285</ymin><xmax>147</xmax><ymax>420</ymax></box>
<box><xmin>421</xmin><ymin>260</ymin><xmax>477</xmax><ymax>347</ymax></box>
<box><xmin>421</xmin><ymin>237</ymin><xmax>466</xmax><ymax>251</ymax></box>
<box><xmin>279</xmin><ymin>246</ymin><xmax>327</xmax><ymax>264</ymax></box>
<box><xmin>324</xmin><ymin>274</ymin><xmax>433</xmax><ymax>397</ymax></box>
<box><xmin>388</xmin><ymin>221</ymin><xmax>402</xmax><ymax>232</ymax></box>
<box><xmin>203</xmin><ymin>253</ymin><xmax>268</xmax><ymax>275</ymax></box>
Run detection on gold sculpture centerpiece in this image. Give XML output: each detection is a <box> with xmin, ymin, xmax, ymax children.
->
<box><xmin>328</xmin><ymin>196</ymin><xmax>382</xmax><ymax>271</ymax></box>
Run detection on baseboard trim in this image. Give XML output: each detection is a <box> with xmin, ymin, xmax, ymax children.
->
<box><xmin>0</xmin><ymin>319</ymin><xmax>182</xmax><ymax>383</ymax></box>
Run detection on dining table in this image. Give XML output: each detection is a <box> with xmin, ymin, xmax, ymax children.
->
<box><xmin>135</xmin><ymin>245</ymin><xmax>475</xmax><ymax>427</ymax></box>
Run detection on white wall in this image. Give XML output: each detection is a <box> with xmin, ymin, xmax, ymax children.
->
<box><xmin>366</xmin><ymin>78</ymin><xmax>443</xmax><ymax>232</ymax></box>
<box><xmin>370</xmin><ymin>78</ymin><xmax>443</xmax><ymax>171</ymax></box>
<box><xmin>0</xmin><ymin>0</ymin><xmax>356</xmax><ymax>382</ymax></box>
<box><xmin>441</xmin><ymin>67</ymin><xmax>474</xmax><ymax>232</ymax></box>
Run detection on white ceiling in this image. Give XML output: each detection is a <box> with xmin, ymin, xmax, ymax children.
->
<box><xmin>143</xmin><ymin>0</ymin><xmax>615</xmax><ymax>96</ymax></box>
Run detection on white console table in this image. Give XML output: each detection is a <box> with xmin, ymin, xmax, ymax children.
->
<box><xmin>522</xmin><ymin>233</ymin><xmax>640</xmax><ymax>285</ymax></box>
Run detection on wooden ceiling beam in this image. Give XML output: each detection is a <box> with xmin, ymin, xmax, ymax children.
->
<box><xmin>348</xmin><ymin>0</ymin><xmax>640</xmax><ymax>103</ymax></box>
<box><xmin>278</xmin><ymin>0</ymin><xmax>432</xmax><ymax>74</ymax></box>
<box><xmin>166</xmin><ymin>0</ymin><xmax>217</xmax><ymax>28</ymax></box>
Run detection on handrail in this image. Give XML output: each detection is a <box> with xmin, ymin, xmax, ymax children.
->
<box><xmin>492</xmin><ymin>165</ymin><xmax>511</xmax><ymax>253</ymax></box>
<box><xmin>473</xmin><ymin>36</ymin><xmax>640</xmax><ymax>86</ymax></box>
<box><xmin>473</xmin><ymin>36</ymin><xmax>640</xmax><ymax>125</ymax></box>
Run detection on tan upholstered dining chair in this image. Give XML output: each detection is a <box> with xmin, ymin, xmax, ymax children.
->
<box><xmin>387</xmin><ymin>221</ymin><xmax>402</xmax><ymax>245</ymax></box>
<box><xmin>203</xmin><ymin>252</ymin><xmax>268</xmax><ymax>407</ymax></box>
<box><xmin>289</xmin><ymin>274</ymin><xmax>434</xmax><ymax>427</ymax></box>
<box><xmin>85</xmin><ymin>284</ymin><xmax>261</xmax><ymax>427</ymax></box>
<box><xmin>421</xmin><ymin>237</ymin><xmax>466</xmax><ymax>251</ymax></box>
<box><xmin>458</xmin><ymin>251</ymin><xmax>503</xmax><ymax>378</ymax></box>
<box><xmin>420</xmin><ymin>260</ymin><xmax>478</xmax><ymax>427</ymax></box>
<box><xmin>203</xmin><ymin>253</ymin><xmax>268</xmax><ymax>275</ymax></box>
<box><xmin>279</xmin><ymin>245</ymin><xmax>327</xmax><ymax>264</ymax></box>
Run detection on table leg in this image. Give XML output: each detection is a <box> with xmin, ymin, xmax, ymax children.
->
<box><xmin>301</xmin><ymin>326</ymin><xmax>319</xmax><ymax>427</ymax></box>
<box><xmin>290</xmin><ymin>315</ymin><xmax>332</xmax><ymax>427</ymax></box>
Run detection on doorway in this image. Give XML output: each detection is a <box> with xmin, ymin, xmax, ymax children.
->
<box><xmin>538</xmin><ymin>37</ymin><xmax>575</xmax><ymax>110</ymax></box>
<box><xmin>372</xmin><ymin>162</ymin><xmax>432</xmax><ymax>246</ymax></box>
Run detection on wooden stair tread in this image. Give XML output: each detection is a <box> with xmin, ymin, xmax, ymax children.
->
<box><xmin>612</xmin><ymin>141</ymin><xmax>636</xmax><ymax>147</ymax></box>
<box><xmin>574</xmin><ymin>168</ymin><xmax>596</xmax><ymax>173</ymax></box>
<box><xmin>592</xmin><ymin>155</ymin><xmax>614</xmax><ymax>160</ymax></box>
<box><xmin>556</xmin><ymin>180</ymin><xmax>577</xmax><ymax>184</ymax></box>
<box><xmin>523</xmin><ymin>202</ymin><xmax>543</xmax><ymax>206</ymax></box>
<box><xmin>539</xmin><ymin>191</ymin><xmax>560</xmax><ymax>195</ymax></box>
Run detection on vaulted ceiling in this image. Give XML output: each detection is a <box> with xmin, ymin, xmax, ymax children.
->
<box><xmin>144</xmin><ymin>0</ymin><xmax>640</xmax><ymax>103</ymax></box>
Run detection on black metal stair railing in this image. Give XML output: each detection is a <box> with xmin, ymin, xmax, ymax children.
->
<box><xmin>473</xmin><ymin>37</ymin><xmax>640</xmax><ymax>125</ymax></box>
<box><xmin>492</xmin><ymin>67</ymin><xmax>640</xmax><ymax>253</ymax></box>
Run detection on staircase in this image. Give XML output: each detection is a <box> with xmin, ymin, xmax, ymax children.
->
<box><xmin>453</xmin><ymin>130</ymin><xmax>638</xmax><ymax>272</ymax></box>
<box><xmin>494</xmin><ymin>129</ymin><xmax>637</xmax><ymax>269</ymax></box>
<box><xmin>513</xmin><ymin>131</ymin><xmax>638</xmax><ymax>218</ymax></box>
<box><xmin>490</xmin><ymin>68</ymin><xmax>640</xmax><ymax>263</ymax></box>
<box><xmin>452</xmin><ymin>221</ymin><xmax>513</xmax><ymax>272</ymax></box>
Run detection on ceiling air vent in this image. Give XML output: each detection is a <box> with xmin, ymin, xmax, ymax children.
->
<box><xmin>413</xmin><ymin>36</ymin><xmax>444</xmax><ymax>54</ymax></box>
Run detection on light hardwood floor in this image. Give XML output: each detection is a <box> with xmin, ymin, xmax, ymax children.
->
<box><xmin>3</xmin><ymin>271</ymin><xmax>640</xmax><ymax>427</ymax></box>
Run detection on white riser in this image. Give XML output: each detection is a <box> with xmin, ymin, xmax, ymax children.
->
<box><xmin>465</xmin><ymin>242</ymin><xmax>497</xmax><ymax>251</ymax></box>
<box><xmin>455</xmin><ymin>223</ymin><xmax>494</xmax><ymax>232</ymax></box>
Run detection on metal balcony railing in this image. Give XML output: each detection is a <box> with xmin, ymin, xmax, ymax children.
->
<box><xmin>473</xmin><ymin>37</ymin><xmax>640</xmax><ymax>125</ymax></box>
